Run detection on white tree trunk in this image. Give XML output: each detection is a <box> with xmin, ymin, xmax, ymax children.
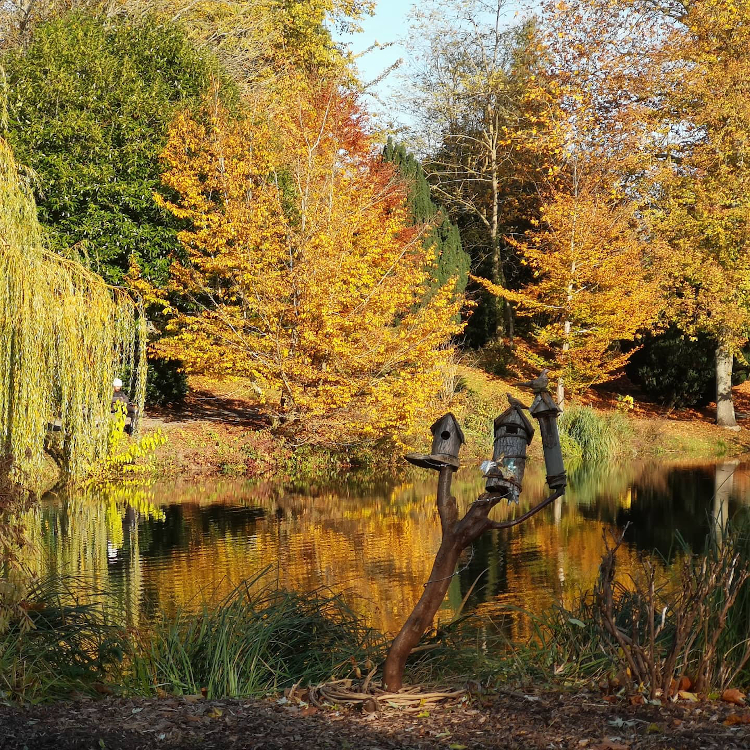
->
<box><xmin>715</xmin><ymin>342</ymin><xmax>738</xmax><ymax>429</ymax></box>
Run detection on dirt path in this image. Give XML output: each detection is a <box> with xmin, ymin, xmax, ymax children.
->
<box><xmin>2</xmin><ymin>690</ymin><xmax>749</xmax><ymax>750</ymax></box>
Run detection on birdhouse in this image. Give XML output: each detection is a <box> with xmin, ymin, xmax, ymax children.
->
<box><xmin>405</xmin><ymin>412</ymin><xmax>465</xmax><ymax>471</ymax></box>
<box><xmin>485</xmin><ymin>398</ymin><xmax>535</xmax><ymax>498</ymax></box>
<box><xmin>529</xmin><ymin>390</ymin><xmax>567</xmax><ymax>491</ymax></box>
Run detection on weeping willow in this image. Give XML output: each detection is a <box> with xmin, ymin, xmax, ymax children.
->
<box><xmin>0</xmin><ymin>132</ymin><xmax>146</xmax><ymax>483</ymax></box>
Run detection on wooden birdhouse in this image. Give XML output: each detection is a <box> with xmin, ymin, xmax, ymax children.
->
<box><xmin>405</xmin><ymin>412</ymin><xmax>465</xmax><ymax>471</ymax></box>
<box><xmin>529</xmin><ymin>390</ymin><xmax>567</xmax><ymax>491</ymax></box>
<box><xmin>485</xmin><ymin>398</ymin><xmax>534</xmax><ymax>498</ymax></box>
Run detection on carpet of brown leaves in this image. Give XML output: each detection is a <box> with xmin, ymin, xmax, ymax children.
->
<box><xmin>1</xmin><ymin>689</ymin><xmax>749</xmax><ymax>750</ymax></box>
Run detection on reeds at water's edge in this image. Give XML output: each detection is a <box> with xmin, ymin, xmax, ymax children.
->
<box><xmin>0</xmin><ymin>568</ymin><xmax>384</xmax><ymax>702</ymax></box>
<box><xmin>3</xmin><ymin>519</ymin><xmax>750</xmax><ymax>701</ymax></box>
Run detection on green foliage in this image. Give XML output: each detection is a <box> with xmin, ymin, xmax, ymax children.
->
<box><xmin>145</xmin><ymin>357</ymin><xmax>188</xmax><ymax>407</ymax></box>
<box><xmin>2</xmin><ymin>12</ymin><xmax>220</xmax><ymax>285</ymax></box>
<box><xmin>383</xmin><ymin>137</ymin><xmax>470</xmax><ymax>301</ymax></box>
<box><xmin>559</xmin><ymin>406</ymin><xmax>631</xmax><ymax>464</ymax></box>
<box><xmin>626</xmin><ymin>327</ymin><xmax>717</xmax><ymax>408</ymax></box>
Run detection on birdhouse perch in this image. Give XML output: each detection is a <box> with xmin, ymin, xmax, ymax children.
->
<box><xmin>529</xmin><ymin>390</ymin><xmax>567</xmax><ymax>491</ymax></box>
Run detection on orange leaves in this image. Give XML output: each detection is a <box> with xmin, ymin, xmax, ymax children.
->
<box><xmin>504</xmin><ymin>180</ymin><xmax>661</xmax><ymax>393</ymax></box>
<box><xmin>156</xmin><ymin>80</ymin><xmax>463</xmax><ymax>444</ymax></box>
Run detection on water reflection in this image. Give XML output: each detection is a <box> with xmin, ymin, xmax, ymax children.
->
<box><xmin>16</xmin><ymin>458</ymin><xmax>750</xmax><ymax>637</ymax></box>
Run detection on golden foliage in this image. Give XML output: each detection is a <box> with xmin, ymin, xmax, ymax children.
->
<box><xmin>476</xmin><ymin>5</ymin><xmax>663</xmax><ymax>397</ymax></box>
<box><xmin>639</xmin><ymin>0</ymin><xmax>750</xmax><ymax>352</ymax></box>
<box><xmin>154</xmin><ymin>82</ymin><xmax>464</xmax><ymax>445</ymax></box>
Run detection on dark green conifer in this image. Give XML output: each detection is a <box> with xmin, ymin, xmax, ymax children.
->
<box><xmin>383</xmin><ymin>138</ymin><xmax>469</xmax><ymax>300</ymax></box>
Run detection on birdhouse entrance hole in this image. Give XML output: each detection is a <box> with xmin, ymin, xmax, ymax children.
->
<box><xmin>505</xmin><ymin>426</ymin><xmax>518</xmax><ymax>434</ymax></box>
<box><xmin>441</xmin><ymin>430</ymin><xmax>451</xmax><ymax>440</ymax></box>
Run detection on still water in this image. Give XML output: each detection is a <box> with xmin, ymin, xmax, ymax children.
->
<box><xmin>20</xmin><ymin>459</ymin><xmax>750</xmax><ymax>638</ymax></box>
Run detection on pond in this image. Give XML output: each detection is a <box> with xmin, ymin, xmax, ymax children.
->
<box><xmin>18</xmin><ymin>458</ymin><xmax>750</xmax><ymax>638</ymax></box>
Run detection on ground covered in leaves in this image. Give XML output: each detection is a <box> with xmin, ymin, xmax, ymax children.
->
<box><xmin>1</xmin><ymin>689</ymin><xmax>749</xmax><ymax>750</ymax></box>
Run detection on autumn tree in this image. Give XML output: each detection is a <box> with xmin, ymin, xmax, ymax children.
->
<box><xmin>404</xmin><ymin>0</ymin><xmax>548</xmax><ymax>346</ymax></box>
<box><xmin>107</xmin><ymin>0</ymin><xmax>374</xmax><ymax>89</ymax></box>
<box><xmin>475</xmin><ymin>0</ymin><xmax>663</xmax><ymax>406</ymax></box>
<box><xmin>635</xmin><ymin>0</ymin><xmax>750</xmax><ymax>428</ymax></box>
<box><xmin>155</xmin><ymin>84</ymin><xmax>464</xmax><ymax>444</ymax></box>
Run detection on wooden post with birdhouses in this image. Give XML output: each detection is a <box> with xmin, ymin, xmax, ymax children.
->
<box><xmin>382</xmin><ymin>375</ymin><xmax>567</xmax><ymax>692</ymax></box>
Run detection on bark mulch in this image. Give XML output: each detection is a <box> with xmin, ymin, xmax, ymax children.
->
<box><xmin>1</xmin><ymin>689</ymin><xmax>749</xmax><ymax>750</ymax></box>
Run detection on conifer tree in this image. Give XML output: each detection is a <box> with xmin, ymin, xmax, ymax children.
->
<box><xmin>383</xmin><ymin>138</ymin><xmax>469</xmax><ymax>301</ymax></box>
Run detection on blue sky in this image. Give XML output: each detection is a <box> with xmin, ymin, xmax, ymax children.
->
<box><xmin>332</xmin><ymin>1</ymin><xmax>532</xmax><ymax>129</ymax></box>
<box><xmin>333</xmin><ymin>0</ymin><xmax>412</xmax><ymax>123</ymax></box>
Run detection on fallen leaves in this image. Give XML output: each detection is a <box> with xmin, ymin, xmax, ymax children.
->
<box><xmin>593</xmin><ymin>741</ymin><xmax>630</xmax><ymax>750</ymax></box>
<box><xmin>721</xmin><ymin>688</ymin><xmax>746</xmax><ymax>706</ymax></box>
<box><xmin>677</xmin><ymin>691</ymin><xmax>699</xmax><ymax>702</ymax></box>
<box><xmin>724</xmin><ymin>713</ymin><xmax>750</xmax><ymax>726</ymax></box>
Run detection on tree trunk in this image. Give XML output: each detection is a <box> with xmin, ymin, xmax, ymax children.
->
<box><xmin>383</xmin><ymin>467</ymin><xmax>460</xmax><ymax>691</ymax></box>
<box><xmin>506</xmin><ymin>301</ymin><xmax>515</xmax><ymax>346</ymax></box>
<box><xmin>556</xmin><ymin>377</ymin><xmax>565</xmax><ymax>411</ymax></box>
<box><xmin>712</xmin><ymin>460</ymin><xmax>737</xmax><ymax>546</ymax></box>
<box><xmin>382</xmin><ymin>535</ymin><xmax>461</xmax><ymax>691</ymax></box>
<box><xmin>557</xmin><ymin>317</ymin><xmax>570</xmax><ymax>410</ymax></box>
<box><xmin>489</xmin><ymin>120</ymin><xmax>506</xmax><ymax>341</ymax></box>
<box><xmin>715</xmin><ymin>342</ymin><xmax>738</xmax><ymax>428</ymax></box>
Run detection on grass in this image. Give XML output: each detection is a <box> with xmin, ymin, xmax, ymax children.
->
<box><xmin>0</xmin><ymin>570</ymin><xmax>385</xmax><ymax>702</ymax></box>
<box><xmin>0</xmin><ymin>577</ymin><xmax>126</xmax><ymax>702</ymax></box>
<box><xmin>129</xmin><ymin>570</ymin><xmax>385</xmax><ymax>698</ymax></box>
<box><xmin>559</xmin><ymin>405</ymin><xmax>633</xmax><ymax>464</ymax></box>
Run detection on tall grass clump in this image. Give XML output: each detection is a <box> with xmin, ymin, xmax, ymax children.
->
<box><xmin>559</xmin><ymin>406</ymin><xmax>631</xmax><ymax>464</ymax></box>
<box><xmin>129</xmin><ymin>573</ymin><xmax>386</xmax><ymax>698</ymax></box>
<box><xmin>0</xmin><ymin>576</ymin><xmax>127</xmax><ymax>702</ymax></box>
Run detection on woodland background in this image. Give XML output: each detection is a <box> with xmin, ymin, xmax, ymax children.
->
<box><xmin>3</xmin><ymin>0</ymin><xmax>750</xmax><ymax>479</ymax></box>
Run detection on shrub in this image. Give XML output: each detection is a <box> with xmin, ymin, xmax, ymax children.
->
<box><xmin>532</xmin><ymin>523</ymin><xmax>750</xmax><ymax>695</ymax></box>
<box><xmin>145</xmin><ymin>357</ymin><xmax>188</xmax><ymax>407</ymax></box>
<box><xmin>626</xmin><ymin>327</ymin><xmax>716</xmax><ymax>407</ymax></box>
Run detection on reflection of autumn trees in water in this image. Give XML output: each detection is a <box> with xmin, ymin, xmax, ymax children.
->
<box><xmin>14</xmin><ymin>461</ymin><xmax>750</xmax><ymax>638</ymax></box>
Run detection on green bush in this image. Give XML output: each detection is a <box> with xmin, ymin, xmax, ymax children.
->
<box><xmin>625</xmin><ymin>327</ymin><xmax>716</xmax><ymax>407</ymax></box>
<box><xmin>145</xmin><ymin>357</ymin><xmax>188</xmax><ymax>407</ymax></box>
<box><xmin>3</xmin><ymin>12</ymin><xmax>226</xmax><ymax>286</ymax></box>
<box><xmin>0</xmin><ymin>571</ymin><xmax>385</xmax><ymax>701</ymax></box>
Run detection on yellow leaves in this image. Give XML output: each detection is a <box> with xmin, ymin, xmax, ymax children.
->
<box><xmin>156</xmin><ymin>80</ymin><xmax>464</xmax><ymax>445</ymax></box>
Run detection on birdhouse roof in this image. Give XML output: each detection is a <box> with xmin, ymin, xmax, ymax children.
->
<box><xmin>493</xmin><ymin>405</ymin><xmax>535</xmax><ymax>439</ymax></box>
<box><xmin>430</xmin><ymin>412</ymin><xmax>465</xmax><ymax>445</ymax></box>
<box><xmin>529</xmin><ymin>390</ymin><xmax>562</xmax><ymax>417</ymax></box>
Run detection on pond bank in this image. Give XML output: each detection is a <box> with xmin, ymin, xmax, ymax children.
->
<box><xmin>1</xmin><ymin>688</ymin><xmax>748</xmax><ymax>749</ymax></box>
<box><xmin>138</xmin><ymin>370</ymin><xmax>750</xmax><ymax>483</ymax></box>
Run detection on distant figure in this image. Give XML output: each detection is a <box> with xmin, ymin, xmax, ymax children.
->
<box><xmin>111</xmin><ymin>377</ymin><xmax>137</xmax><ymax>431</ymax></box>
